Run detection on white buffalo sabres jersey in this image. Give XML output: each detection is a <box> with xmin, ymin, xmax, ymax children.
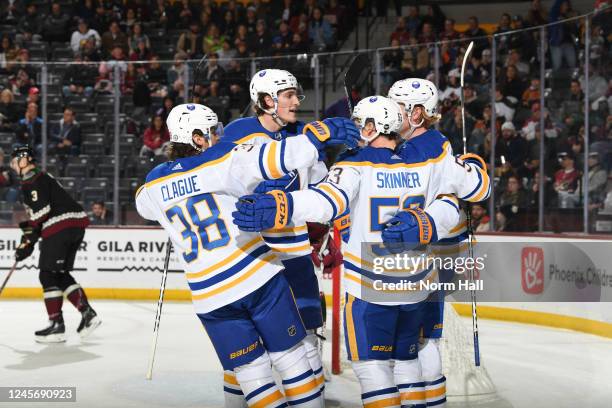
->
<box><xmin>135</xmin><ymin>136</ymin><xmax>320</xmax><ymax>313</ymax></box>
<box><xmin>223</xmin><ymin>117</ymin><xmax>328</xmax><ymax>256</ymax></box>
<box><xmin>288</xmin><ymin>130</ymin><xmax>491</xmax><ymax>305</ymax></box>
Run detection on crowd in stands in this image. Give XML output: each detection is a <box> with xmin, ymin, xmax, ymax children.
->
<box><xmin>381</xmin><ymin>0</ymin><xmax>611</xmax><ymax>232</ymax></box>
<box><xmin>0</xmin><ymin>0</ymin><xmax>610</xmax><ymax>232</ymax></box>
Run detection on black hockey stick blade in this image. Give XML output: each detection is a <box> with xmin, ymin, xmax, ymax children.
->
<box><xmin>344</xmin><ymin>53</ymin><xmax>372</xmax><ymax>114</ymax></box>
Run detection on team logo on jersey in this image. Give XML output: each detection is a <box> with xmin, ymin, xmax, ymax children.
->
<box><xmin>259</xmin><ymin>70</ymin><xmax>267</xmax><ymax>77</ymax></box>
<box><xmin>369</xmin><ymin>96</ymin><xmax>378</xmax><ymax>103</ymax></box>
<box><xmin>412</xmin><ymin>81</ymin><xmax>420</xmax><ymax>89</ymax></box>
<box><xmin>521</xmin><ymin>247</ymin><xmax>544</xmax><ymax>294</ymax></box>
<box><xmin>186</xmin><ymin>104</ymin><xmax>195</xmax><ymax>111</ymax></box>
<box><xmin>288</xmin><ymin>325</ymin><xmax>297</xmax><ymax>336</ymax></box>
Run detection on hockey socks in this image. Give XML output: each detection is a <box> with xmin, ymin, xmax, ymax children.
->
<box><xmin>270</xmin><ymin>344</ymin><xmax>323</xmax><ymax>407</ymax></box>
<box><xmin>64</xmin><ymin>284</ymin><xmax>89</xmax><ymax>312</ymax></box>
<box><xmin>235</xmin><ymin>354</ymin><xmax>287</xmax><ymax>408</ymax></box>
<box><xmin>302</xmin><ymin>332</ymin><xmax>325</xmax><ymax>395</ymax></box>
<box><xmin>43</xmin><ymin>286</ymin><xmax>63</xmax><ymax>321</ymax></box>
<box><xmin>420</xmin><ymin>340</ymin><xmax>446</xmax><ymax>407</ymax></box>
<box><xmin>424</xmin><ymin>376</ymin><xmax>446</xmax><ymax>407</ymax></box>
<box><xmin>223</xmin><ymin>371</ymin><xmax>248</xmax><ymax>408</ymax></box>
<box><xmin>353</xmin><ymin>360</ymin><xmax>401</xmax><ymax>408</ymax></box>
<box><xmin>395</xmin><ymin>359</ymin><xmax>426</xmax><ymax>408</ymax></box>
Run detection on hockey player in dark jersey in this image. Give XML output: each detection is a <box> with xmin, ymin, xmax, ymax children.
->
<box><xmin>10</xmin><ymin>146</ymin><xmax>101</xmax><ymax>343</ymax></box>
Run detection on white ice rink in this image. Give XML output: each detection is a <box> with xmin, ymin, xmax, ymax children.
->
<box><xmin>1</xmin><ymin>300</ymin><xmax>612</xmax><ymax>408</ymax></box>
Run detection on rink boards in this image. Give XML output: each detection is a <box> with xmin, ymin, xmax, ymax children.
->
<box><xmin>1</xmin><ymin>227</ymin><xmax>611</xmax><ymax>338</ymax></box>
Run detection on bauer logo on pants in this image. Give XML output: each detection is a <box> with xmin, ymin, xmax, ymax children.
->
<box><xmin>521</xmin><ymin>247</ymin><xmax>544</xmax><ymax>294</ymax></box>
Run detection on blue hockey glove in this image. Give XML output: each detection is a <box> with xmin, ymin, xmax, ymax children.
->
<box><xmin>303</xmin><ymin>117</ymin><xmax>360</xmax><ymax>152</ymax></box>
<box><xmin>254</xmin><ymin>172</ymin><xmax>300</xmax><ymax>194</ymax></box>
<box><xmin>381</xmin><ymin>208</ymin><xmax>437</xmax><ymax>253</ymax></box>
<box><xmin>233</xmin><ymin>190</ymin><xmax>294</xmax><ymax>232</ymax></box>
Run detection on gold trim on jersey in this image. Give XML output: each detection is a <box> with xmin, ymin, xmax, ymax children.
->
<box><xmin>185</xmin><ymin>237</ymin><xmax>263</xmax><ymax>280</ymax></box>
<box><xmin>336</xmin><ymin>141</ymin><xmax>450</xmax><ymax>169</ymax></box>
<box><xmin>233</xmin><ymin>132</ymin><xmax>273</xmax><ymax>145</ymax></box>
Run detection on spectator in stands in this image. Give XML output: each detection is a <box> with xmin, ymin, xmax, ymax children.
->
<box><xmin>156</xmin><ymin>96</ymin><xmax>175</xmax><ymax>122</ymax></box>
<box><xmin>382</xmin><ymin>39</ymin><xmax>404</xmax><ymax>87</ymax></box>
<box><xmin>289</xmin><ymin>32</ymin><xmax>308</xmax><ymax>55</ymax></box>
<box><xmin>128</xmin><ymin>22</ymin><xmax>150</xmax><ymax>54</ymax></box>
<box><xmin>0</xmin><ymin>89</ymin><xmax>19</xmax><ymax>131</ymax></box>
<box><xmin>220</xmin><ymin>10</ymin><xmax>237</xmax><ymax>39</ymax></box>
<box><xmin>250</xmin><ymin>19</ymin><xmax>272</xmax><ymax>56</ymax></box>
<box><xmin>405</xmin><ymin>6</ymin><xmax>421</xmax><ymax>36</ymax></box>
<box><xmin>0</xmin><ymin>148</ymin><xmax>19</xmax><ymax>203</ymax></box>
<box><xmin>471</xmin><ymin>203</ymin><xmax>491</xmax><ymax>232</ymax></box>
<box><xmin>548</xmin><ymin>0</ymin><xmax>578</xmax><ymax>70</ymax></box>
<box><xmin>42</xmin><ymin>2</ymin><xmax>71</xmax><ymax>43</ymax></box>
<box><xmin>90</xmin><ymin>201</ymin><xmax>113</xmax><ymax>225</ymax></box>
<box><xmin>26</xmin><ymin>87</ymin><xmax>40</xmax><ymax>106</ymax></box>
<box><xmin>121</xmin><ymin>8</ymin><xmax>138</xmax><ymax>33</ymax></box>
<box><xmin>90</xmin><ymin>2</ymin><xmax>113</xmax><ymax>34</ymax></box>
<box><xmin>418</xmin><ymin>22</ymin><xmax>436</xmax><ymax>43</ymax></box>
<box><xmin>440</xmin><ymin>68</ymin><xmax>461</xmax><ymax>103</ymax></box>
<box><xmin>522</xmin><ymin>78</ymin><xmax>541</xmax><ymax>108</ymax></box>
<box><xmin>0</xmin><ymin>35</ymin><xmax>19</xmax><ymax>73</ymax></box>
<box><xmin>166</xmin><ymin>51</ymin><xmax>189</xmax><ymax>93</ymax></box>
<box><xmin>175</xmin><ymin>0</ymin><xmax>195</xmax><ymax>29</ymax></box>
<box><xmin>587</xmin><ymin>152</ymin><xmax>608</xmax><ymax>206</ymax></box>
<box><xmin>526</xmin><ymin>0</ymin><xmax>548</xmax><ymax>26</ymax></box>
<box><xmin>580</xmin><ymin>66</ymin><xmax>607</xmax><ymax>102</ymax></box>
<box><xmin>509</xmin><ymin>16</ymin><xmax>535</xmax><ymax>61</ymax></box>
<box><xmin>309</xmin><ymin>7</ymin><xmax>334</xmax><ymax>52</ymax></box>
<box><xmin>99</xmin><ymin>46</ymin><xmax>128</xmax><ymax>86</ymax></box>
<box><xmin>390</xmin><ymin>17</ymin><xmax>410</xmax><ymax>45</ymax></box>
<box><xmin>101</xmin><ymin>21</ymin><xmax>129</xmax><ymax>56</ymax></box>
<box><xmin>276</xmin><ymin>0</ymin><xmax>298</xmax><ymax>25</ymax></box>
<box><xmin>76</xmin><ymin>0</ymin><xmax>96</xmax><ymax>23</ymax></box>
<box><xmin>62</xmin><ymin>54</ymin><xmax>96</xmax><ymax>98</ymax></box>
<box><xmin>274</xmin><ymin>21</ymin><xmax>293</xmax><ymax>51</ymax></box>
<box><xmin>501</xmin><ymin>65</ymin><xmax>527</xmax><ymax>101</ymax></box>
<box><xmin>554</xmin><ymin>152</ymin><xmax>580</xmax><ymax>208</ymax></box>
<box><xmin>16</xmin><ymin>2</ymin><xmax>42</xmax><ymax>44</ymax></box>
<box><xmin>217</xmin><ymin>39</ymin><xmax>236</xmax><ymax>70</ymax></box>
<box><xmin>177</xmin><ymin>20</ymin><xmax>204</xmax><ymax>59</ymax></box>
<box><xmin>494</xmin><ymin>13</ymin><xmax>513</xmax><ymax>56</ymax></box>
<box><xmin>494</xmin><ymin>88</ymin><xmax>515</xmax><ymax>122</ymax></box>
<box><xmin>497</xmin><ymin>121</ymin><xmax>528</xmax><ymax>171</ymax></box>
<box><xmin>0</xmin><ymin>0</ymin><xmax>22</xmax><ymax>24</ymax></box>
<box><xmin>71</xmin><ymin>19</ymin><xmax>101</xmax><ymax>54</ymax></box>
<box><xmin>204</xmin><ymin>24</ymin><xmax>225</xmax><ymax>54</ymax></box>
<box><xmin>140</xmin><ymin>114</ymin><xmax>169</xmax><ymax>158</ymax></box>
<box><xmin>146</xmin><ymin>55</ymin><xmax>167</xmax><ymax>97</ymax></box>
<box><xmin>505</xmin><ymin>49</ymin><xmax>530</xmax><ymax>78</ymax></box>
<box><xmin>81</xmin><ymin>36</ymin><xmax>102</xmax><ymax>61</ymax></box>
<box><xmin>9</xmin><ymin>66</ymin><xmax>33</xmax><ymax>97</ymax></box>
<box><xmin>130</xmin><ymin>38</ymin><xmax>152</xmax><ymax>62</ymax></box>
<box><xmin>440</xmin><ymin>18</ymin><xmax>459</xmax><ymax>41</ymax></box>
<box><xmin>224</xmin><ymin>59</ymin><xmax>249</xmax><ymax>107</ymax></box>
<box><xmin>464</xmin><ymin>84</ymin><xmax>484</xmax><ymax>121</ymax></box>
<box><xmin>50</xmin><ymin>107</ymin><xmax>81</xmax><ymax>156</ymax></box>
<box><xmin>151</xmin><ymin>0</ymin><xmax>169</xmax><ymax>28</ymax></box>
<box><xmin>499</xmin><ymin>175</ymin><xmax>528</xmax><ymax>209</ymax></box>
<box><xmin>463</xmin><ymin>16</ymin><xmax>488</xmax><ymax>57</ymax></box>
<box><xmin>16</xmin><ymin>102</ymin><xmax>43</xmax><ymax>151</ymax></box>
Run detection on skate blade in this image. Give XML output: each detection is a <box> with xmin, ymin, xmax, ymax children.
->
<box><xmin>35</xmin><ymin>333</ymin><xmax>66</xmax><ymax>343</ymax></box>
<box><xmin>79</xmin><ymin>317</ymin><xmax>102</xmax><ymax>339</ymax></box>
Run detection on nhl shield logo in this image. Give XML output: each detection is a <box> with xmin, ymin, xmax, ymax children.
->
<box><xmin>288</xmin><ymin>325</ymin><xmax>297</xmax><ymax>336</ymax></box>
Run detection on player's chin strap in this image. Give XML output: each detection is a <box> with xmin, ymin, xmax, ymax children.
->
<box><xmin>262</xmin><ymin>99</ymin><xmax>288</xmax><ymax>128</ymax></box>
<box><xmin>405</xmin><ymin>111</ymin><xmax>424</xmax><ymax>139</ymax></box>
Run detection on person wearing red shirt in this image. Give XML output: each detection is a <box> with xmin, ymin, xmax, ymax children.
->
<box><xmin>140</xmin><ymin>114</ymin><xmax>170</xmax><ymax>158</ymax></box>
<box><xmin>554</xmin><ymin>152</ymin><xmax>580</xmax><ymax>208</ymax></box>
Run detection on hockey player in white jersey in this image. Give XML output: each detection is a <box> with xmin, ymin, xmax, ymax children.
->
<box><xmin>232</xmin><ymin>96</ymin><xmax>490</xmax><ymax>407</ymax></box>
<box><xmin>388</xmin><ymin>78</ymin><xmax>473</xmax><ymax>407</ymax></box>
<box><xmin>135</xmin><ymin>103</ymin><xmax>360</xmax><ymax>407</ymax></box>
<box><xmin>222</xmin><ymin>69</ymin><xmax>331</xmax><ymax>405</ymax></box>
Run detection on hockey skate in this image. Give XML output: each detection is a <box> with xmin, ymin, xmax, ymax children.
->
<box><xmin>35</xmin><ymin>318</ymin><xmax>66</xmax><ymax>343</ymax></box>
<box><xmin>77</xmin><ymin>307</ymin><xmax>101</xmax><ymax>339</ymax></box>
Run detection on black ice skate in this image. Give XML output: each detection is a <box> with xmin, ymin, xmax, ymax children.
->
<box><xmin>35</xmin><ymin>318</ymin><xmax>66</xmax><ymax>343</ymax></box>
<box><xmin>77</xmin><ymin>307</ymin><xmax>101</xmax><ymax>339</ymax></box>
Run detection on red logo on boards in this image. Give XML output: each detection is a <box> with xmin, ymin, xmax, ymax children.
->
<box><xmin>521</xmin><ymin>247</ymin><xmax>544</xmax><ymax>294</ymax></box>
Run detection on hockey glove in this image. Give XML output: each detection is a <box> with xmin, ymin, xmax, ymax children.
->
<box><xmin>233</xmin><ymin>190</ymin><xmax>294</xmax><ymax>232</ymax></box>
<box><xmin>15</xmin><ymin>235</ymin><xmax>35</xmax><ymax>261</ymax></box>
<box><xmin>457</xmin><ymin>153</ymin><xmax>487</xmax><ymax>171</ymax></box>
<box><xmin>381</xmin><ymin>208</ymin><xmax>438</xmax><ymax>254</ymax></box>
<box><xmin>303</xmin><ymin>118</ymin><xmax>360</xmax><ymax>153</ymax></box>
<box><xmin>254</xmin><ymin>172</ymin><xmax>300</xmax><ymax>194</ymax></box>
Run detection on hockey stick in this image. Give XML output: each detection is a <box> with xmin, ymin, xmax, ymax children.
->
<box><xmin>0</xmin><ymin>260</ymin><xmax>18</xmax><ymax>297</ymax></box>
<box><xmin>460</xmin><ymin>41</ymin><xmax>481</xmax><ymax>367</ymax></box>
<box><xmin>190</xmin><ymin>55</ymin><xmax>208</xmax><ymax>103</ymax></box>
<box><xmin>344</xmin><ymin>53</ymin><xmax>372</xmax><ymax>115</ymax></box>
<box><xmin>146</xmin><ymin>239</ymin><xmax>173</xmax><ymax>380</ymax></box>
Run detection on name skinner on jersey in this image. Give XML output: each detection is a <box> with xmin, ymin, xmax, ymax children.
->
<box><xmin>161</xmin><ymin>174</ymin><xmax>201</xmax><ymax>202</ymax></box>
<box><xmin>376</xmin><ymin>171</ymin><xmax>421</xmax><ymax>189</ymax></box>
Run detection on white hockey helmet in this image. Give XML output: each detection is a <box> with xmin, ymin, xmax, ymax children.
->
<box><xmin>249</xmin><ymin>69</ymin><xmax>300</xmax><ymax>106</ymax></box>
<box><xmin>388</xmin><ymin>78</ymin><xmax>439</xmax><ymax>118</ymax></box>
<box><xmin>352</xmin><ymin>96</ymin><xmax>403</xmax><ymax>143</ymax></box>
<box><xmin>166</xmin><ymin>103</ymin><xmax>220</xmax><ymax>149</ymax></box>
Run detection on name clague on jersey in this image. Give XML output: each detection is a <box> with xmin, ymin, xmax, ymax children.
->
<box><xmin>161</xmin><ymin>175</ymin><xmax>201</xmax><ymax>202</ymax></box>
